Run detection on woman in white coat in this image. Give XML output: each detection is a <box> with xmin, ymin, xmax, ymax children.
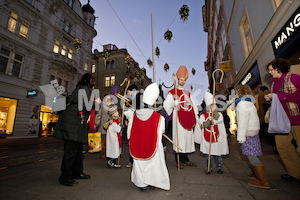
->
<box><xmin>235</xmin><ymin>84</ymin><xmax>270</xmax><ymax>189</ymax></box>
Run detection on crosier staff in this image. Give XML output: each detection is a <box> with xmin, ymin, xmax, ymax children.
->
<box><xmin>207</xmin><ymin>69</ymin><xmax>224</xmax><ymax>173</ymax></box>
<box><xmin>173</xmin><ymin>73</ymin><xmax>180</xmax><ymax>172</ymax></box>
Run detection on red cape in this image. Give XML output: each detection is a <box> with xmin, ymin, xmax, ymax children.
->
<box><xmin>130</xmin><ymin>112</ymin><xmax>161</xmax><ymax>160</ymax></box>
<box><xmin>169</xmin><ymin>89</ymin><xmax>196</xmax><ymax>130</ymax></box>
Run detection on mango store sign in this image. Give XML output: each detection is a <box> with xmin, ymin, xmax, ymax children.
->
<box><xmin>272</xmin><ymin>7</ymin><xmax>300</xmax><ymax>50</ymax></box>
<box><xmin>27</xmin><ymin>90</ymin><xmax>38</xmax><ymax>97</ymax></box>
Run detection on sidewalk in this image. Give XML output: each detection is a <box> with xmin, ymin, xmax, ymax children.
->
<box><xmin>0</xmin><ymin>135</ymin><xmax>299</xmax><ymax>200</ymax></box>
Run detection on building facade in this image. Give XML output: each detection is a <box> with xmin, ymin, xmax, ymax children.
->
<box><xmin>203</xmin><ymin>0</ymin><xmax>300</xmax><ymax>134</ymax></box>
<box><xmin>93</xmin><ymin>44</ymin><xmax>152</xmax><ymax>100</ymax></box>
<box><xmin>0</xmin><ymin>0</ymin><xmax>96</xmax><ymax>138</ymax></box>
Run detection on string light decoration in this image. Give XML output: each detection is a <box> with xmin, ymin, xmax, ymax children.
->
<box><xmin>147</xmin><ymin>58</ymin><xmax>153</xmax><ymax>68</ymax></box>
<box><xmin>179</xmin><ymin>4</ymin><xmax>190</xmax><ymax>23</ymax></box>
<box><xmin>125</xmin><ymin>55</ymin><xmax>133</xmax><ymax>68</ymax></box>
<box><xmin>164</xmin><ymin>30</ymin><xmax>173</xmax><ymax>43</ymax></box>
<box><xmin>73</xmin><ymin>38</ymin><xmax>82</xmax><ymax>51</ymax></box>
<box><xmin>155</xmin><ymin>46</ymin><xmax>160</xmax><ymax>58</ymax></box>
<box><xmin>102</xmin><ymin>48</ymin><xmax>110</xmax><ymax>65</ymax></box>
<box><xmin>164</xmin><ymin>63</ymin><xmax>170</xmax><ymax>72</ymax></box>
<box><xmin>192</xmin><ymin>68</ymin><xmax>196</xmax><ymax>75</ymax></box>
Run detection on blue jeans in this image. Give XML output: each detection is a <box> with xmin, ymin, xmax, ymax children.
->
<box><xmin>206</xmin><ymin>155</ymin><xmax>223</xmax><ymax>170</ymax></box>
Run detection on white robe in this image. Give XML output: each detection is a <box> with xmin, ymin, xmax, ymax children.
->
<box><xmin>126</xmin><ymin>109</ymin><xmax>170</xmax><ymax>191</ymax></box>
<box><xmin>106</xmin><ymin>122</ymin><xmax>122</xmax><ymax>159</ymax></box>
<box><xmin>198</xmin><ymin>112</ymin><xmax>229</xmax><ymax>156</ymax></box>
<box><xmin>163</xmin><ymin>89</ymin><xmax>198</xmax><ymax>153</ymax></box>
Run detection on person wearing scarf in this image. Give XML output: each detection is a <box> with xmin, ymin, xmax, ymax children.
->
<box><xmin>265</xmin><ymin>58</ymin><xmax>300</xmax><ymax>181</ymax></box>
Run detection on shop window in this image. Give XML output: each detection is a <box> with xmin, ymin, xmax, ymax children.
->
<box><xmin>40</xmin><ymin>105</ymin><xmax>59</xmax><ymax>136</ymax></box>
<box><xmin>0</xmin><ymin>97</ymin><xmax>18</xmax><ymax>135</ymax></box>
<box><xmin>53</xmin><ymin>40</ymin><xmax>60</xmax><ymax>53</ymax></box>
<box><xmin>19</xmin><ymin>19</ymin><xmax>30</xmax><ymax>39</ymax></box>
<box><xmin>0</xmin><ymin>47</ymin><xmax>23</xmax><ymax>77</ymax></box>
<box><xmin>7</xmin><ymin>11</ymin><xmax>18</xmax><ymax>33</ymax></box>
<box><xmin>239</xmin><ymin>10</ymin><xmax>253</xmax><ymax>58</ymax></box>
<box><xmin>68</xmin><ymin>48</ymin><xmax>73</xmax><ymax>59</ymax></box>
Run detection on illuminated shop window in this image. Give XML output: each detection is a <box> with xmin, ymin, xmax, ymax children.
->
<box><xmin>0</xmin><ymin>97</ymin><xmax>18</xmax><ymax>135</ymax></box>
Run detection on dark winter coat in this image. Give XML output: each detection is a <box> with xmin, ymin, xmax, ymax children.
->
<box><xmin>53</xmin><ymin>85</ymin><xmax>92</xmax><ymax>144</ymax></box>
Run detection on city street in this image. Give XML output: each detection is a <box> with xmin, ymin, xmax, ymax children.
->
<box><xmin>0</xmin><ymin>135</ymin><xmax>299</xmax><ymax>200</ymax></box>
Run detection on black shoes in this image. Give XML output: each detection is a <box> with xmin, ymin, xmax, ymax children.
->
<box><xmin>281</xmin><ymin>174</ymin><xmax>300</xmax><ymax>181</ymax></box>
<box><xmin>73</xmin><ymin>173</ymin><xmax>91</xmax><ymax>179</ymax></box>
<box><xmin>60</xmin><ymin>179</ymin><xmax>78</xmax><ymax>186</ymax></box>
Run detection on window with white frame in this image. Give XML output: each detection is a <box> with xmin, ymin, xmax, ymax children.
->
<box><xmin>53</xmin><ymin>40</ymin><xmax>60</xmax><ymax>53</ymax></box>
<box><xmin>19</xmin><ymin>19</ymin><xmax>30</xmax><ymax>39</ymax></box>
<box><xmin>239</xmin><ymin>10</ymin><xmax>253</xmax><ymax>58</ymax></box>
<box><xmin>0</xmin><ymin>47</ymin><xmax>23</xmax><ymax>77</ymax></box>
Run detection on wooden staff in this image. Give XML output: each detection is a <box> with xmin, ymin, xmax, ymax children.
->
<box><xmin>173</xmin><ymin>73</ymin><xmax>180</xmax><ymax>172</ymax></box>
<box><xmin>207</xmin><ymin>69</ymin><xmax>224</xmax><ymax>173</ymax></box>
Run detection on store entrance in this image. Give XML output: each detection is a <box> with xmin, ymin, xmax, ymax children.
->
<box><xmin>40</xmin><ymin>105</ymin><xmax>58</xmax><ymax>137</ymax></box>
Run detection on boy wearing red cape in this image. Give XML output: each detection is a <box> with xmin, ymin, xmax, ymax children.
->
<box><xmin>125</xmin><ymin>83</ymin><xmax>170</xmax><ymax>191</ymax></box>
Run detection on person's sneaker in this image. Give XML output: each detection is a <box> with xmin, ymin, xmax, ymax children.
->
<box><xmin>139</xmin><ymin>187</ymin><xmax>147</xmax><ymax>192</ymax></box>
<box><xmin>126</xmin><ymin>162</ymin><xmax>133</xmax><ymax>168</ymax></box>
<box><xmin>205</xmin><ymin>169</ymin><xmax>212</xmax><ymax>174</ymax></box>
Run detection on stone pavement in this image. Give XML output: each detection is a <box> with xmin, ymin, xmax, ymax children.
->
<box><xmin>0</xmin><ymin>135</ymin><xmax>299</xmax><ymax>200</ymax></box>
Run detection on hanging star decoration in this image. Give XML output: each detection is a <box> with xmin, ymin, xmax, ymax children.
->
<box><xmin>125</xmin><ymin>55</ymin><xmax>133</xmax><ymax>69</ymax></box>
<box><xmin>190</xmin><ymin>85</ymin><xmax>193</xmax><ymax>91</ymax></box>
<box><xmin>73</xmin><ymin>38</ymin><xmax>82</xmax><ymax>51</ymax></box>
<box><xmin>179</xmin><ymin>4</ymin><xmax>190</xmax><ymax>23</ymax></box>
<box><xmin>155</xmin><ymin>47</ymin><xmax>160</xmax><ymax>58</ymax></box>
<box><xmin>164</xmin><ymin>30</ymin><xmax>173</xmax><ymax>43</ymax></box>
<box><xmin>147</xmin><ymin>58</ymin><xmax>153</xmax><ymax>68</ymax></box>
<box><xmin>102</xmin><ymin>48</ymin><xmax>110</xmax><ymax>65</ymax></box>
<box><xmin>164</xmin><ymin>63</ymin><xmax>170</xmax><ymax>72</ymax></box>
<box><xmin>192</xmin><ymin>68</ymin><xmax>196</xmax><ymax>75</ymax></box>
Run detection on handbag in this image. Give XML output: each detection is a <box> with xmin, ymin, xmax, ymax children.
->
<box><xmin>88</xmin><ymin>132</ymin><xmax>102</xmax><ymax>152</ymax></box>
<box><xmin>268</xmin><ymin>94</ymin><xmax>291</xmax><ymax>134</ymax></box>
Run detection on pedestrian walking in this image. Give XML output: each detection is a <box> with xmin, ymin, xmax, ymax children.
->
<box><xmin>235</xmin><ymin>84</ymin><xmax>271</xmax><ymax>189</ymax></box>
